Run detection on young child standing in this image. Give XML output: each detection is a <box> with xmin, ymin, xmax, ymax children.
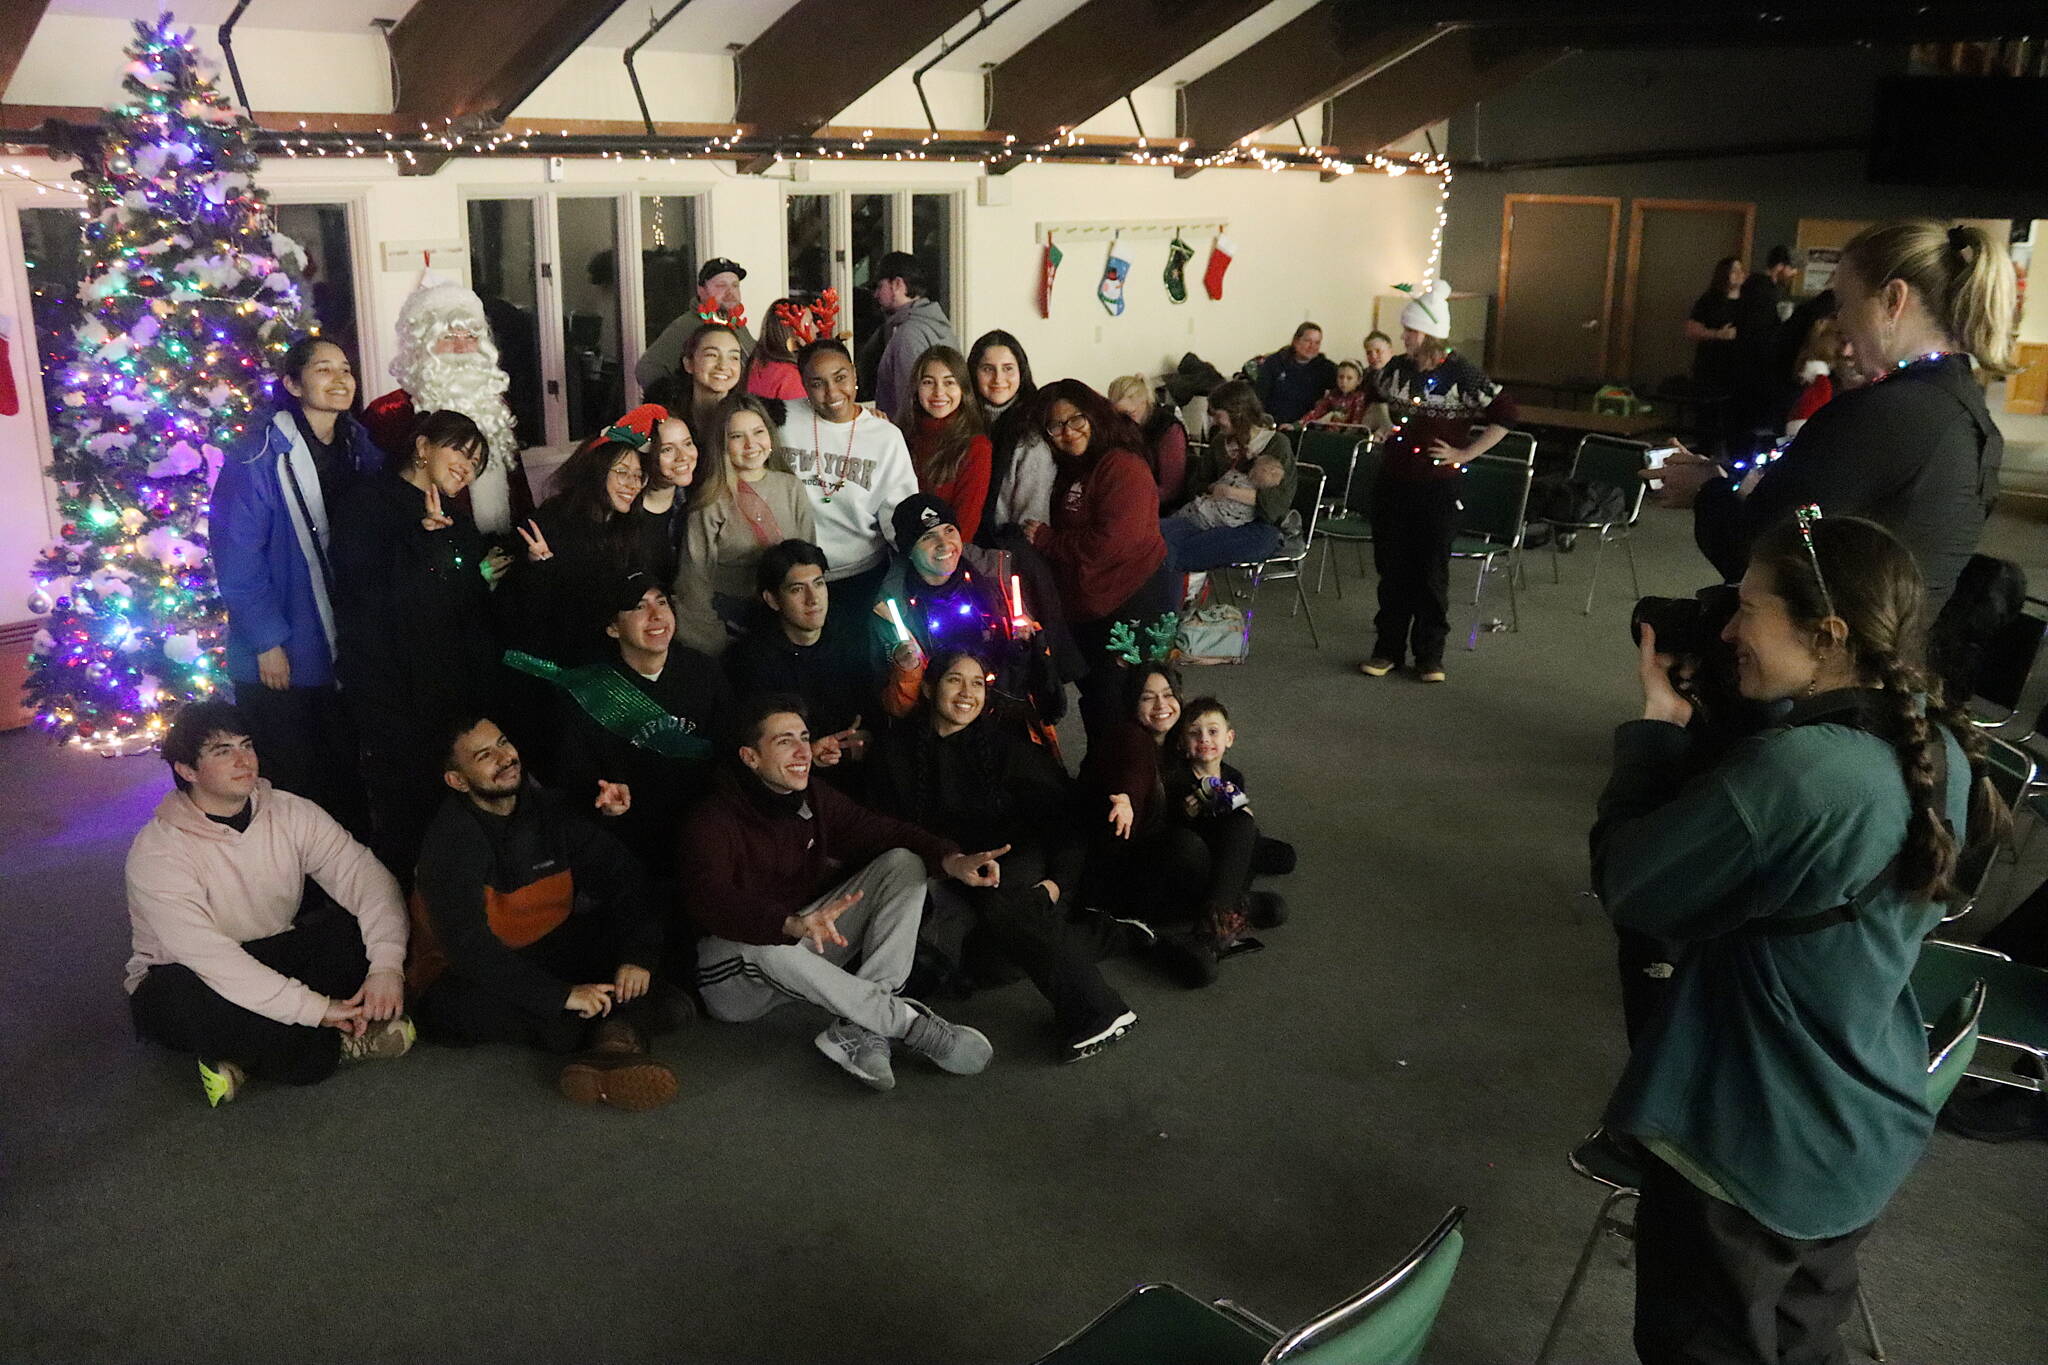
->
<box><xmin>1301</xmin><ymin>359</ymin><xmax>1372</xmax><ymax>427</ymax></box>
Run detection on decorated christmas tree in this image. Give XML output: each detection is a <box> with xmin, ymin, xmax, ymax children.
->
<box><xmin>26</xmin><ymin>13</ymin><xmax>304</xmax><ymax>752</ymax></box>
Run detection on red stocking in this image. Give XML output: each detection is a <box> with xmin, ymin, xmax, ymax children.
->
<box><xmin>1203</xmin><ymin>235</ymin><xmax>1235</xmax><ymax>301</ymax></box>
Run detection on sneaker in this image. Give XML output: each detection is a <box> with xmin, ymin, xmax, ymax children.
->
<box><xmin>1358</xmin><ymin>658</ymin><xmax>1397</xmax><ymax>677</ymax></box>
<box><xmin>1103</xmin><ymin>912</ymin><xmax>1158</xmax><ymax>956</ymax></box>
<box><xmin>340</xmin><ymin>1014</ymin><xmax>417</xmax><ymax>1064</ymax></box>
<box><xmin>1156</xmin><ymin>933</ymin><xmax>1220</xmax><ymax>988</ymax></box>
<box><xmin>1246</xmin><ymin>891</ymin><xmax>1289</xmax><ymax>929</ymax></box>
<box><xmin>557</xmin><ymin>1057</ymin><xmax>679</xmax><ymax>1111</ymax></box>
<box><xmin>198</xmin><ymin>1057</ymin><xmax>247</xmax><ymax>1108</ymax></box>
<box><xmin>1417</xmin><ymin>668</ymin><xmax>1447</xmax><ymax>684</ymax></box>
<box><xmin>1061</xmin><ymin>1009</ymin><xmax>1137</xmax><ymax>1064</ymax></box>
<box><xmin>816</xmin><ymin>1019</ymin><xmax>896</xmax><ymax>1091</ymax></box>
<box><xmin>899</xmin><ymin>997</ymin><xmax>993</xmax><ymax>1075</ymax></box>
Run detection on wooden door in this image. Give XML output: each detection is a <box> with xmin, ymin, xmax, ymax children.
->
<box><xmin>1619</xmin><ymin>200</ymin><xmax>1754</xmax><ymax>389</ymax></box>
<box><xmin>1493</xmin><ymin>195</ymin><xmax>1619</xmax><ymax>384</ymax></box>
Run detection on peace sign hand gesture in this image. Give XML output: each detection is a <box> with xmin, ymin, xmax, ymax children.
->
<box><xmin>419</xmin><ymin>485</ymin><xmax>454</xmax><ymax>532</ymax></box>
<box><xmin>516</xmin><ymin>518</ymin><xmax>554</xmax><ymax>562</ymax></box>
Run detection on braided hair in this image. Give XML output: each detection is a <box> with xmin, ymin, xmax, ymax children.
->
<box><xmin>1752</xmin><ymin>515</ymin><xmax>2010</xmax><ymax>901</ymax></box>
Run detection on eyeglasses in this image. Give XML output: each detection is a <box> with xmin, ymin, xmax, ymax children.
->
<box><xmin>1044</xmin><ymin>413</ymin><xmax>1091</xmax><ymax>438</ymax></box>
<box><xmin>1792</xmin><ymin>504</ymin><xmax>1837</xmax><ymax>619</ymax></box>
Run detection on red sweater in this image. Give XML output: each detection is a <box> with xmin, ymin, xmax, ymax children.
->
<box><xmin>1028</xmin><ymin>446</ymin><xmax>1167</xmax><ymax>622</ymax></box>
<box><xmin>909</xmin><ymin>415</ymin><xmax>992</xmax><ymax>544</ymax></box>
<box><xmin>677</xmin><ymin>773</ymin><xmax>956</xmax><ymax>945</ymax></box>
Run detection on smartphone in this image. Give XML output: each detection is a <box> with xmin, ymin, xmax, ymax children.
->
<box><xmin>1644</xmin><ymin>446</ymin><xmax>1678</xmax><ymax>491</ymax></box>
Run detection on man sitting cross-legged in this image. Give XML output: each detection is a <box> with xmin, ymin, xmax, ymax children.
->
<box><xmin>411</xmin><ymin>715</ymin><xmax>677</xmax><ymax>1111</ymax></box>
<box><xmin>124</xmin><ymin>701</ymin><xmax>413</xmax><ymax>1108</ymax></box>
<box><xmin>682</xmin><ymin>694</ymin><xmax>1006</xmax><ymax>1090</ymax></box>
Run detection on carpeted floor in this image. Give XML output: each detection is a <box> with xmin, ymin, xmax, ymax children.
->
<box><xmin>3</xmin><ymin>494</ymin><xmax>2046</xmax><ymax>1364</ymax></box>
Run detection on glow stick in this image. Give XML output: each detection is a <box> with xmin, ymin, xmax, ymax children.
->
<box><xmin>884</xmin><ymin>598</ymin><xmax>913</xmax><ymax>645</ymax></box>
<box><xmin>1008</xmin><ymin>574</ymin><xmax>1027</xmax><ymax>627</ymax></box>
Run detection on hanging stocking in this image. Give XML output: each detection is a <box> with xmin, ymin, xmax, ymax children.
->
<box><xmin>1098</xmin><ymin>238</ymin><xmax>1130</xmax><ymax>317</ymax></box>
<box><xmin>1203</xmin><ymin>235</ymin><xmax>1235</xmax><ymax>301</ymax></box>
<box><xmin>1038</xmin><ymin>235</ymin><xmax>1062</xmax><ymax>319</ymax></box>
<box><xmin>0</xmin><ymin>316</ymin><xmax>17</xmax><ymax>417</ymax></box>
<box><xmin>1163</xmin><ymin>234</ymin><xmax>1193</xmax><ymax>304</ymax></box>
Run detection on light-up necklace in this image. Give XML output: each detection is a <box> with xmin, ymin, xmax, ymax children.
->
<box><xmin>810</xmin><ymin>404</ymin><xmax>858</xmax><ymax>503</ymax></box>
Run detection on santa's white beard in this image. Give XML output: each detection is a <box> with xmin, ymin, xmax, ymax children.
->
<box><xmin>405</xmin><ymin>350</ymin><xmax>521</xmax><ymax>534</ymax></box>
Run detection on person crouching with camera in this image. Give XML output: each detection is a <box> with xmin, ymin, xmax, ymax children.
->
<box><xmin>1590</xmin><ymin>510</ymin><xmax>2005</xmax><ymax>1365</ymax></box>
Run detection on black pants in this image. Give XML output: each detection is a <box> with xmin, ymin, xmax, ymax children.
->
<box><xmin>1100</xmin><ymin>810</ymin><xmax>1267</xmax><ymax>926</ymax></box>
<box><xmin>1634</xmin><ymin>1155</ymin><xmax>1872</xmax><ymax>1365</ymax></box>
<box><xmin>1370</xmin><ymin>477</ymin><xmax>1461</xmax><ymax>671</ymax></box>
<box><xmin>1073</xmin><ymin>563</ymin><xmax>1175</xmax><ymax>748</ymax></box>
<box><xmin>413</xmin><ymin>911</ymin><xmax>650</xmax><ymax>1055</ymax></box>
<box><xmin>234</xmin><ymin>679</ymin><xmax>368</xmax><ymax>836</ymax></box>
<box><xmin>936</xmin><ymin>845</ymin><xmax>1127</xmax><ymax>1035</ymax></box>
<box><xmin>129</xmin><ymin>894</ymin><xmax>368</xmax><ymax>1085</ymax></box>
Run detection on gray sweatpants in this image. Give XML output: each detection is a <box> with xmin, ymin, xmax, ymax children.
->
<box><xmin>696</xmin><ymin>847</ymin><xmax>927</xmax><ymax>1039</ymax></box>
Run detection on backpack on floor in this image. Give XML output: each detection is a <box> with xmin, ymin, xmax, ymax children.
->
<box><xmin>1177</xmin><ymin>603</ymin><xmax>1249</xmax><ymax>664</ymax></box>
<box><xmin>1522</xmin><ymin>474</ymin><xmax>1626</xmax><ymax>548</ymax></box>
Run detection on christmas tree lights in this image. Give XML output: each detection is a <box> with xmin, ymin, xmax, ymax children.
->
<box><xmin>26</xmin><ymin>13</ymin><xmax>304</xmax><ymax>753</ymax></box>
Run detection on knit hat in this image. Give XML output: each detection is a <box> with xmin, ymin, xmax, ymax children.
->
<box><xmin>604</xmin><ymin>403</ymin><xmax>668</xmax><ymax>448</ymax></box>
<box><xmin>1397</xmin><ymin>280</ymin><xmax>1454</xmax><ymax>339</ymax></box>
<box><xmin>892</xmin><ymin>493</ymin><xmax>957</xmax><ymax>558</ymax></box>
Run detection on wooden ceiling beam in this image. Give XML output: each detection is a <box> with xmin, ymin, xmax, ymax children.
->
<box><xmin>385</xmin><ymin>0</ymin><xmax>625</xmax><ymax>141</ymax></box>
<box><xmin>1326</xmin><ymin>29</ymin><xmax>1567</xmax><ymax>152</ymax></box>
<box><xmin>0</xmin><ymin>1</ymin><xmax>51</xmax><ymax>103</ymax></box>
<box><xmin>1176</xmin><ymin>4</ymin><xmax>1449</xmax><ymax>154</ymax></box>
<box><xmin>735</xmin><ymin>0</ymin><xmax>985</xmax><ymax>142</ymax></box>
<box><xmin>986</xmin><ymin>0</ymin><xmax>1272</xmax><ymax>150</ymax></box>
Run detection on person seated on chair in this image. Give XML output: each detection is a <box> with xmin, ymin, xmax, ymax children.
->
<box><xmin>124</xmin><ymin>702</ymin><xmax>413</xmax><ymax>1108</ymax></box>
<box><xmin>1159</xmin><ymin>379</ymin><xmax>1297</xmax><ymax>581</ymax></box>
<box><xmin>410</xmin><ymin>715</ymin><xmax>677</xmax><ymax>1111</ymax></box>
<box><xmin>871</xmin><ymin>493</ymin><xmax>1060</xmax><ymax>735</ymax></box>
<box><xmin>1301</xmin><ymin>359</ymin><xmax>1373</xmax><ymax>429</ymax></box>
<box><xmin>869</xmin><ymin>647</ymin><xmax>1136</xmax><ymax>1063</ymax></box>
<box><xmin>680</xmin><ymin>694</ymin><xmax>1005</xmax><ymax>1090</ymax></box>
<box><xmin>547</xmin><ymin>570</ymin><xmax>731</xmax><ymax>880</ymax></box>
<box><xmin>723</xmin><ymin>539</ymin><xmax>884</xmax><ymax>790</ymax></box>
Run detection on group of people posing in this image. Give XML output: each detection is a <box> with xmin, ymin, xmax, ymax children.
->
<box><xmin>131</xmin><ymin>254</ymin><xmax>1301</xmax><ymax>1113</ymax></box>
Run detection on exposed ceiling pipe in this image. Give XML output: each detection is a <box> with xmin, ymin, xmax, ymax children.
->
<box><xmin>914</xmin><ymin>1</ymin><xmax>1024</xmax><ymax>135</ymax></box>
<box><xmin>625</xmin><ymin>0</ymin><xmax>702</xmax><ymax>138</ymax></box>
<box><xmin>216</xmin><ymin>0</ymin><xmax>255</xmax><ymax>114</ymax></box>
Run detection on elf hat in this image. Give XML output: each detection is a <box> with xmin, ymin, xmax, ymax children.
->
<box><xmin>604</xmin><ymin>403</ymin><xmax>669</xmax><ymax>447</ymax></box>
<box><xmin>892</xmin><ymin>493</ymin><xmax>958</xmax><ymax>558</ymax></box>
<box><xmin>1397</xmin><ymin>279</ymin><xmax>1454</xmax><ymax>339</ymax></box>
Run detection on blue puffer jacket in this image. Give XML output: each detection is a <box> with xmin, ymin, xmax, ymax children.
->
<box><xmin>211</xmin><ymin>409</ymin><xmax>383</xmax><ymax>687</ymax></box>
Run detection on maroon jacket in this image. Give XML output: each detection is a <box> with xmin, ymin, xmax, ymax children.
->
<box><xmin>1028</xmin><ymin>446</ymin><xmax>1166</xmax><ymax>622</ymax></box>
<box><xmin>678</xmin><ymin>772</ymin><xmax>957</xmax><ymax>945</ymax></box>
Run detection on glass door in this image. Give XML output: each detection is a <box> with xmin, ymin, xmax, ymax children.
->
<box><xmin>553</xmin><ymin>196</ymin><xmax>625</xmax><ymax>443</ymax></box>
<box><xmin>464</xmin><ymin>197</ymin><xmax>551</xmax><ymax>449</ymax></box>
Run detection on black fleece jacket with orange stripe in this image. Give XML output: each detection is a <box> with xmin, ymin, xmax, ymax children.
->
<box><xmin>412</xmin><ymin>782</ymin><xmax>662</xmax><ymax>1014</ymax></box>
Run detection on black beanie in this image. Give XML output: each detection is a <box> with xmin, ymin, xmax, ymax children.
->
<box><xmin>891</xmin><ymin>493</ymin><xmax>957</xmax><ymax>558</ymax></box>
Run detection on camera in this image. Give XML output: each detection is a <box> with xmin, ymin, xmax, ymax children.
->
<box><xmin>1630</xmin><ymin>585</ymin><xmax>1735</xmax><ymax>658</ymax></box>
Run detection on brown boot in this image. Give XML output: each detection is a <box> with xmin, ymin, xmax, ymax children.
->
<box><xmin>587</xmin><ymin>1018</ymin><xmax>646</xmax><ymax>1056</ymax></box>
<box><xmin>557</xmin><ymin>1057</ymin><xmax>678</xmax><ymax>1112</ymax></box>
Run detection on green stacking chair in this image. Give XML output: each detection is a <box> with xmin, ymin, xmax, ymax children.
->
<box><xmin>1913</xmin><ymin>941</ymin><xmax>2048</xmax><ymax>1095</ymax></box>
<box><xmin>1539</xmin><ymin>434</ymin><xmax>1651</xmax><ymax>616</ymax></box>
<box><xmin>1450</xmin><ymin>454</ymin><xmax>1533</xmax><ymax>648</ymax></box>
<box><xmin>1037</xmin><ymin>1207</ymin><xmax>1467</xmax><ymax>1365</ymax></box>
<box><xmin>1314</xmin><ymin>440</ymin><xmax>1380</xmax><ymax>597</ymax></box>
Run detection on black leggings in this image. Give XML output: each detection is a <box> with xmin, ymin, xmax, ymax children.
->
<box><xmin>1100</xmin><ymin>811</ymin><xmax>1283</xmax><ymax>925</ymax></box>
<box><xmin>933</xmin><ymin>846</ymin><xmax>1127</xmax><ymax>1034</ymax></box>
<box><xmin>412</xmin><ymin>912</ymin><xmax>651</xmax><ymax>1055</ymax></box>
<box><xmin>1370</xmin><ymin>477</ymin><xmax>1461</xmax><ymax>671</ymax></box>
<box><xmin>234</xmin><ymin>680</ymin><xmax>368</xmax><ymax>837</ymax></box>
<box><xmin>129</xmin><ymin>893</ymin><xmax>369</xmax><ymax>1085</ymax></box>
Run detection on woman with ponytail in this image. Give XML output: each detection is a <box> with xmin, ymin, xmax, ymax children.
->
<box><xmin>1590</xmin><ymin>511</ymin><xmax>2006</xmax><ymax>1365</ymax></box>
<box><xmin>1662</xmin><ymin>218</ymin><xmax>2015</xmax><ymax>615</ymax></box>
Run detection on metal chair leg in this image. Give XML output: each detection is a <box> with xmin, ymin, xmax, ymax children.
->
<box><xmin>1535</xmin><ymin>1188</ymin><xmax>1637</xmax><ymax>1365</ymax></box>
<box><xmin>1508</xmin><ymin>552</ymin><xmax>1521</xmax><ymax>632</ymax></box>
<box><xmin>1315</xmin><ymin>540</ymin><xmax>1331</xmax><ymax>596</ymax></box>
<box><xmin>1623</xmin><ymin>530</ymin><xmax>1641</xmax><ymax>599</ymax></box>
<box><xmin>1550</xmin><ymin>529</ymin><xmax>1563</xmax><ymax>585</ymax></box>
<box><xmin>1296</xmin><ymin>579</ymin><xmax>1320</xmax><ymax>648</ymax></box>
<box><xmin>1856</xmin><ymin>1283</ymin><xmax>1886</xmax><ymax>1362</ymax></box>
<box><xmin>1583</xmin><ymin>532</ymin><xmax>1606</xmax><ymax>616</ymax></box>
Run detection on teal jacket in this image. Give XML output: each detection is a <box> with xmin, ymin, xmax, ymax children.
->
<box><xmin>1591</xmin><ymin>691</ymin><xmax>1967</xmax><ymax>1239</ymax></box>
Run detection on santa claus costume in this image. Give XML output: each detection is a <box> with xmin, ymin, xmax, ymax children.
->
<box><xmin>365</xmin><ymin>272</ymin><xmax>534</xmax><ymax>535</ymax></box>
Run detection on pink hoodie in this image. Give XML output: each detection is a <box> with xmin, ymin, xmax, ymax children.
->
<box><xmin>123</xmin><ymin>781</ymin><xmax>408</xmax><ymax>1027</ymax></box>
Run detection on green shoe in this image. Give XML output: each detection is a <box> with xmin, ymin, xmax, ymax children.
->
<box><xmin>198</xmin><ymin>1058</ymin><xmax>246</xmax><ymax>1108</ymax></box>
